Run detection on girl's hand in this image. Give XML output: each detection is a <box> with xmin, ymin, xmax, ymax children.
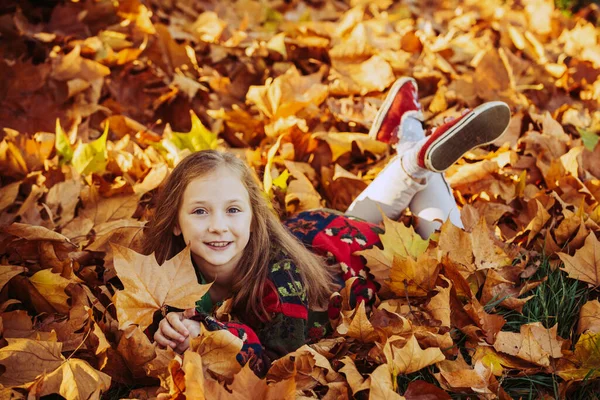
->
<box><xmin>154</xmin><ymin>311</ymin><xmax>190</xmax><ymax>350</ymax></box>
<box><xmin>175</xmin><ymin>319</ymin><xmax>202</xmax><ymax>353</ymax></box>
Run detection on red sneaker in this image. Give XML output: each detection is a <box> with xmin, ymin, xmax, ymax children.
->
<box><xmin>417</xmin><ymin>101</ymin><xmax>511</xmax><ymax>172</ymax></box>
<box><xmin>368</xmin><ymin>77</ymin><xmax>423</xmax><ymax>145</ymax></box>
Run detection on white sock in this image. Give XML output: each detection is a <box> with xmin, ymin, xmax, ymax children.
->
<box><xmin>401</xmin><ymin>137</ymin><xmax>430</xmax><ymax>179</ymax></box>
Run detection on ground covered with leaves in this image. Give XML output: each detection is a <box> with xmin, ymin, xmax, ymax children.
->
<box><xmin>0</xmin><ymin>0</ymin><xmax>599</xmax><ymax>398</ymax></box>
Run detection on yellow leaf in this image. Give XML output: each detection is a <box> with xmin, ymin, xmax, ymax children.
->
<box><xmin>379</xmin><ymin>214</ymin><xmax>430</xmax><ymax>262</ymax></box>
<box><xmin>169</xmin><ymin>111</ymin><xmax>218</xmax><ymax>152</ymax></box>
<box><xmin>558</xmin><ymin>232</ymin><xmax>600</xmax><ymax>287</ymax></box>
<box><xmin>29</xmin><ymin>269</ymin><xmax>72</xmax><ymax>314</ymax></box>
<box><xmin>54</xmin><ymin>119</ymin><xmax>73</xmax><ymax>163</ymax></box>
<box><xmin>111</xmin><ymin>244</ymin><xmax>211</xmax><ymax>331</ymax></box>
<box><xmin>557</xmin><ymin>331</ymin><xmax>600</xmax><ymax>381</ymax></box>
<box><xmin>72</xmin><ymin>123</ymin><xmax>109</xmax><ymax>175</ymax></box>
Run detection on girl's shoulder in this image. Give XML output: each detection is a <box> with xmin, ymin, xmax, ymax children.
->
<box><xmin>262</xmin><ymin>249</ymin><xmax>308</xmax><ymax>319</ymax></box>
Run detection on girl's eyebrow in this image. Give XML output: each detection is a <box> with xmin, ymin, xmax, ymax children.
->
<box><xmin>188</xmin><ymin>198</ymin><xmax>245</xmax><ymax>205</ymax></box>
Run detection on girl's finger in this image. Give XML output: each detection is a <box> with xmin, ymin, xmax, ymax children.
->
<box><xmin>183</xmin><ymin>308</ymin><xmax>198</xmax><ymax>319</ymax></box>
<box><xmin>154</xmin><ymin>331</ymin><xmax>177</xmax><ymax>349</ymax></box>
<box><xmin>159</xmin><ymin>319</ymin><xmax>187</xmax><ymax>343</ymax></box>
<box><xmin>166</xmin><ymin>312</ymin><xmax>190</xmax><ymax>336</ymax></box>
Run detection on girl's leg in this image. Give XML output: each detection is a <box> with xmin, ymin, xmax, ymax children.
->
<box><xmin>409</xmin><ymin>172</ymin><xmax>463</xmax><ymax>238</ymax></box>
<box><xmin>346</xmin><ymin>77</ymin><xmax>511</xmax><ymax>237</ymax></box>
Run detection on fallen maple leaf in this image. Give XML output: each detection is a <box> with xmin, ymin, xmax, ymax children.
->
<box><xmin>189</xmin><ymin>323</ymin><xmax>244</xmax><ymax>378</ymax></box>
<box><xmin>558</xmin><ymin>232</ymin><xmax>600</xmax><ymax>287</ymax></box>
<box><xmin>556</xmin><ymin>331</ymin><xmax>600</xmax><ymax>381</ymax></box>
<box><xmin>111</xmin><ymin>244</ymin><xmax>210</xmax><ymax>331</ymax></box>
<box><xmin>493</xmin><ymin>323</ymin><xmax>564</xmax><ymax>367</ymax></box>
<box><xmin>368</xmin><ymin>363</ymin><xmax>404</xmax><ymax>400</ymax></box>
<box><xmin>29</xmin><ymin>269</ymin><xmax>73</xmax><ymax>314</ymax></box>
<box><xmin>0</xmin><ymin>338</ymin><xmax>110</xmax><ymax>399</ymax></box>
<box><xmin>389</xmin><ymin>250</ymin><xmax>441</xmax><ymax>297</ymax></box>
<box><xmin>346</xmin><ymin>301</ymin><xmax>378</xmax><ymax>343</ymax></box>
<box><xmin>383</xmin><ymin>335</ymin><xmax>445</xmax><ymax>375</ymax></box>
<box><xmin>0</xmin><ymin>265</ymin><xmax>27</xmax><ymax>291</ymax></box>
<box><xmin>578</xmin><ymin>299</ymin><xmax>600</xmax><ymax>334</ymax></box>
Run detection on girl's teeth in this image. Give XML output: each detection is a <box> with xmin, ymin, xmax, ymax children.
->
<box><xmin>209</xmin><ymin>242</ymin><xmax>229</xmax><ymax>247</ymax></box>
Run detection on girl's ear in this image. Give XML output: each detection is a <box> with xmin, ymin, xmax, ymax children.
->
<box><xmin>173</xmin><ymin>223</ymin><xmax>182</xmax><ymax>236</ymax></box>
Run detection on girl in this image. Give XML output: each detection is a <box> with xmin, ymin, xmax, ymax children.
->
<box><xmin>142</xmin><ymin>77</ymin><xmax>511</xmax><ymax>373</ymax></box>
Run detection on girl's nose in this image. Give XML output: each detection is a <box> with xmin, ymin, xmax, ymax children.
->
<box><xmin>208</xmin><ymin>213</ymin><xmax>228</xmax><ymax>233</ymax></box>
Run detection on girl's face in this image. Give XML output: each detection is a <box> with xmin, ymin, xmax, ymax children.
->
<box><xmin>174</xmin><ymin>166</ymin><xmax>252</xmax><ymax>286</ymax></box>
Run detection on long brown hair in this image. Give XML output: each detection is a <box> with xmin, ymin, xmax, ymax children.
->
<box><xmin>143</xmin><ymin>150</ymin><xmax>338</xmax><ymax>322</ymax></box>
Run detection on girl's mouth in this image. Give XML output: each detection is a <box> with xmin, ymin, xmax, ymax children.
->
<box><xmin>205</xmin><ymin>241</ymin><xmax>232</xmax><ymax>250</ymax></box>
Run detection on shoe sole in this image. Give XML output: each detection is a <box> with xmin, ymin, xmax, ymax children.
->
<box><xmin>368</xmin><ymin>77</ymin><xmax>418</xmax><ymax>141</ymax></box>
<box><xmin>424</xmin><ymin>101</ymin><xmax>511</xmax><ymax>172</ymax></box>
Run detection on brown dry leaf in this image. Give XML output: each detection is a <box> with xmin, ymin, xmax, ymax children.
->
<box><xmin>470</xmin><ymin>218</ymin><xmax>512</xmax><ymax>270</ymax></box>
<box><xmin>312</xmin><ymin>132</ymin><xmax>388</xmax><ymax>162</ymax></box>
<box><xmin>0</xmin><ymin>181</ymin><xmax>21</xmax><ymax>212</ymax></box>
<box><xmin>339</xmin><ymin>357</ymin><xmax>369</xmax><ymax>395</ymax></box>
<box><xmin>383</xmin><ymin>335</ymin><xmax>445</xmax><ymax>375</ymax></box>
<box><xmin>227</xmin><ymin>362</ymin><xmax>297</xmax><ymax>399</ymax></box>
<box><xmin>558</xmin><ymin>232</ymin><xmax>600</xmax><ymax>287</ymax></box>
<box><xmin>437</xmin><ymin>219</ymin><xmax>474</xmax><ymax>268</ymax></box>
<box><xmin>436</xmin><ymin>355</ymin><xmax>494</xmax><ymax>394</ymax></box>
<box><xmin>368</xmin><ymin>363</ymin><xmax>405</xmax><ymax>400</ymax></box>
<box><xmin>246</xmin><ymin>66</ymin><xmax>328</xmax><ymax>120</ymax></box>
<box><xmin>79</xmin><ymin>187</ymin><xmax>140</xmax><ymax>227</ymax></box>
<box><xmin>0</xmin><ymin>339</ymin><xmax>110</xmax><ymax>399</ymax></box>
<box><xmin>189</xmin><ymin>323</ymin><xmax>244</xmax><ymax>378</ymax></box>
<box><xmin>117</xmin><ymin>325</ymin><xmax>157</xmax><ymax>381</ymax></box>
<box><xmin>425</xmin><ymin>276</ymin><xmax>452</xmax><ymax>329</ymax></box>
<box><xmin>3</xmin><ymin>223</ymin><xmax>77</xmax><ymax>247</ymax></box>
<box><xmin>578</xmin><ymin>299</ymin><xmax>600</xmax><ymax>334</ymax></box>
<box><xmin>347</xmin><ymin>301</ymin><xmax>378</xmax><ymax>343</ymax></box>
<box><xmin>389</xmin><ymin>250</ymin><xmax>441</xmax><ymax>297</ymax></box>
<box><xmin>480</xmin><ymin>269</ymin><xmax>539</xmax><ymax>314</ymax></box>
<box><xmin>463</xmin><ymin>297</ymin><xmax>506</xmax><ymax>344</ymax></box>
<box><xmin>403</xmin><ymin>380</ymin><xmax>451</xmax><ymax>400</ymax></box>
<box><xmin>493</xmin><ymin>323</ymin><xmax>564</xmax><ymax>366</ymax></box>
<box><xmin>0</xmin><ymin>265</ymin><xmax>27</xmax><ymax>291</ymax></box>
<box><xmin>329</xmin><ymin>56</ymin><xmax>395</xmax><ymax>96</ymax></box>
<box><xmin>111</xmin><ymin>244</ymin><xmax>210</xmax><ymax>331</ymax></box>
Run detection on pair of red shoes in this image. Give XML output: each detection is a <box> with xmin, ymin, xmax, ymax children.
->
<box><xmin>368</xmin><ymin>77</ymin><xmax>511</xmax><ymax>173</ymax></box>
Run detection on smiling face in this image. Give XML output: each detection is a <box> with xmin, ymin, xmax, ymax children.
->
<box><xmin>173</xmin><ymin>166</ymin><xmax>252</xmax><ymax>286</ymax></box>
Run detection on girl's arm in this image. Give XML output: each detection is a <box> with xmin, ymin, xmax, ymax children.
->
<box><xmin>254</xmin><ymin>257</ymin><xmax>310</xmax><ymax>360</ymax></box>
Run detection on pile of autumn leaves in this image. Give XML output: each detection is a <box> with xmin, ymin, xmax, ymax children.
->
<box><xmin>0</xmin><ymin>0</ymin><xmax>600</xmax><ymax>398</ymax></box>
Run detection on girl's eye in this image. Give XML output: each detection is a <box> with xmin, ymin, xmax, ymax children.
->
<box><xmin>193</xmin><ymin>209</ymin><xmax>206</xmax><ymax>215</ymax></box>
<box><xmin>228</xmin><ymin>207</ymin><xmax>241</xmax><ymax>213</ymax></box>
